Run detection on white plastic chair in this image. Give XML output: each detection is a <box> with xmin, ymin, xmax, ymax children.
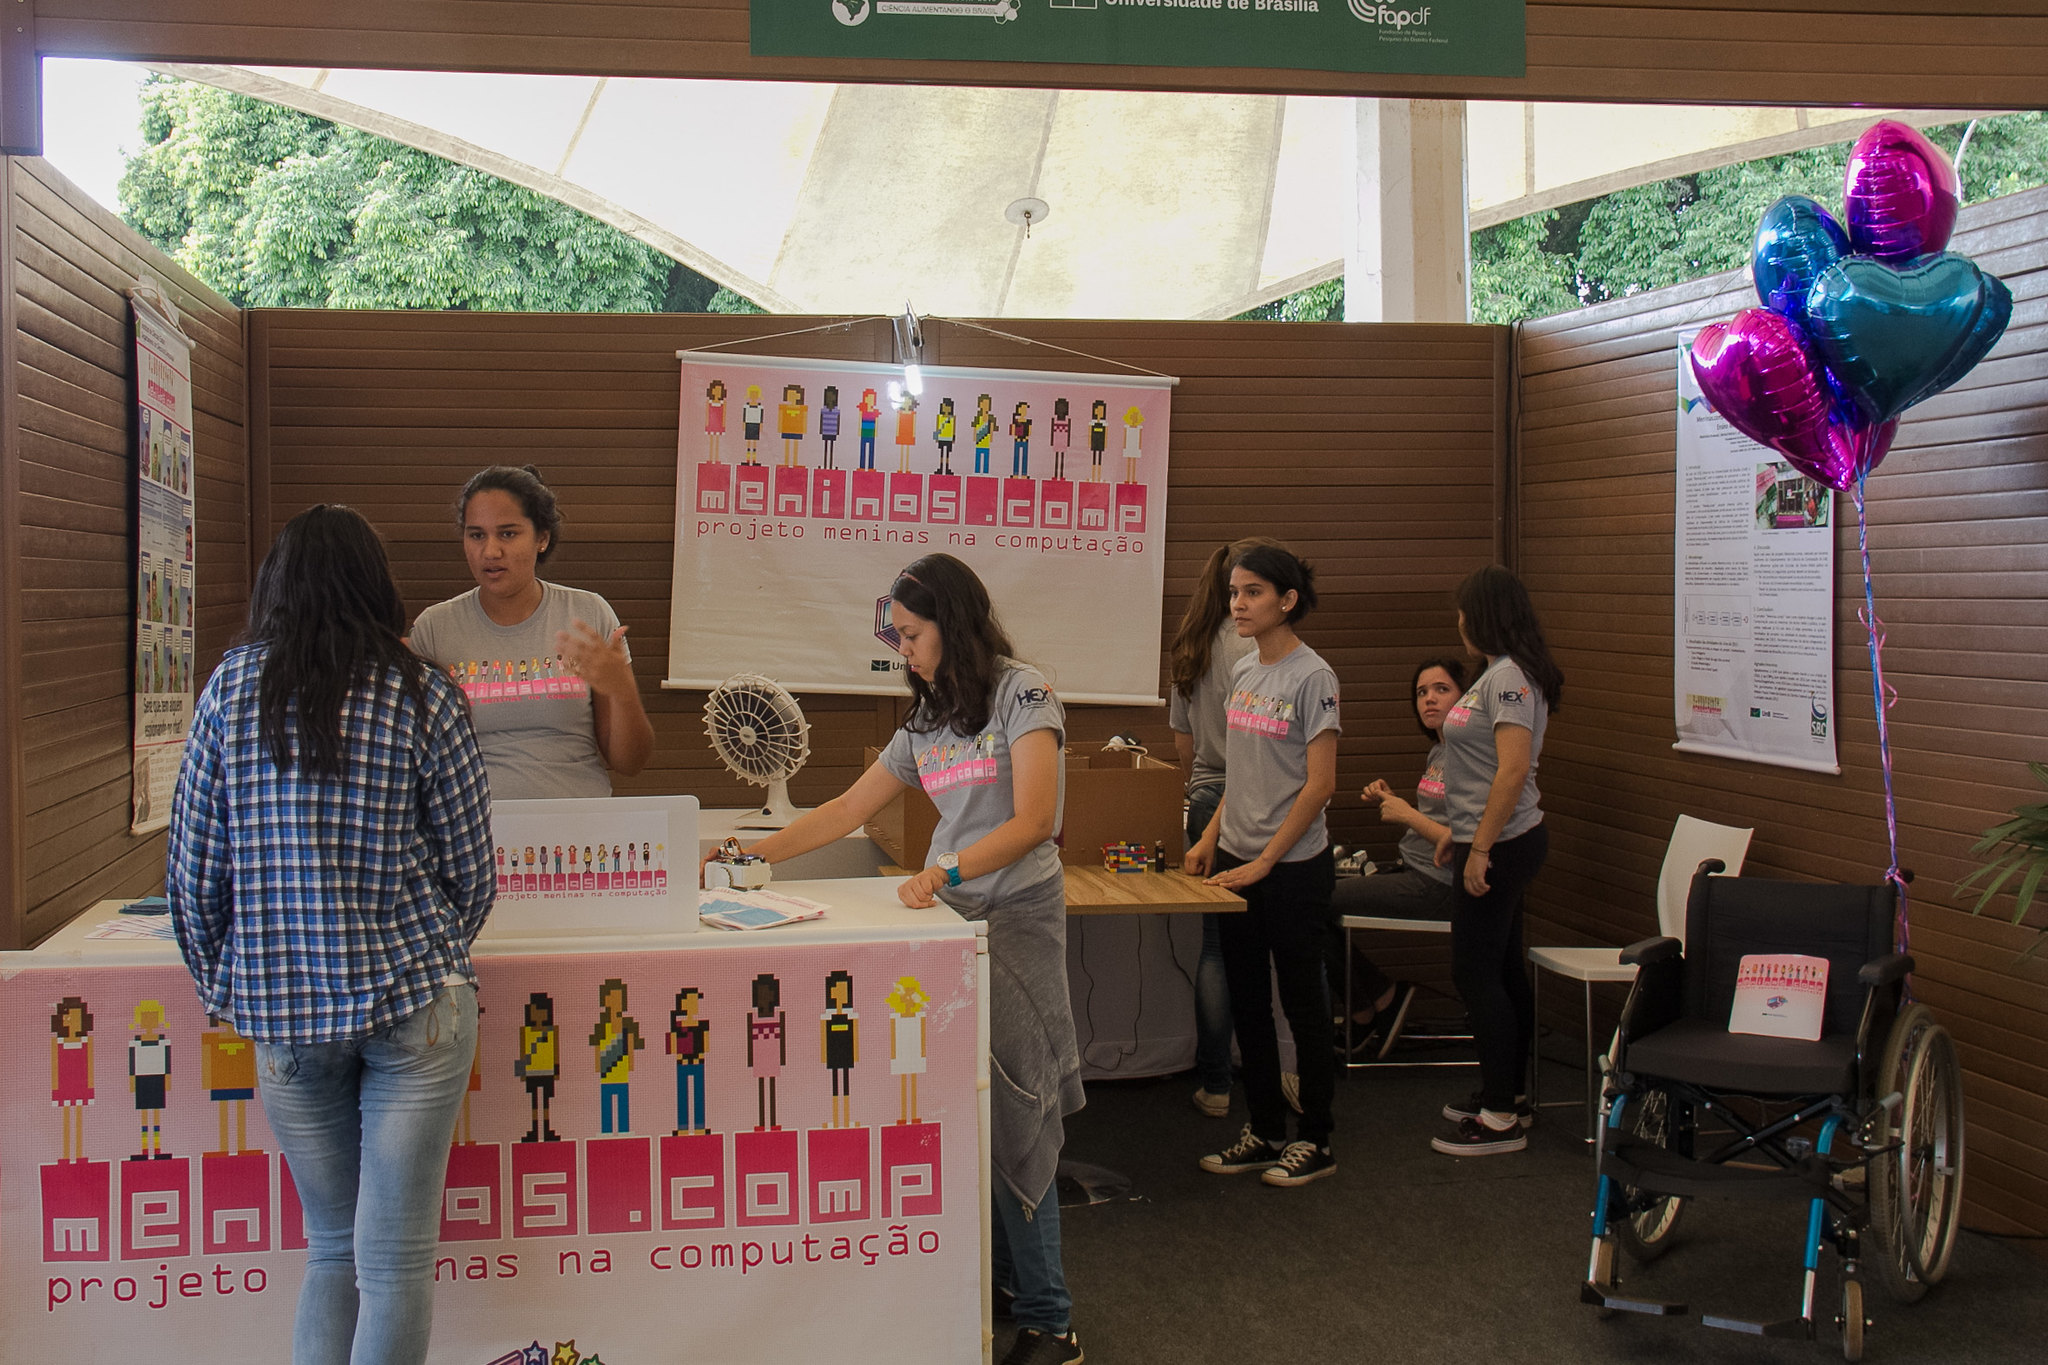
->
<box><xmin>1527</xmin><ymin>815</ymin><xmax>1754</xmax><ymax>1142</ymax></box>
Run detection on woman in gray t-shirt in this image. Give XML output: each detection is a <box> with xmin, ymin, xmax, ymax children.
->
<box><xmin>1185</xmin><ymin>543</ymin><xmax>1341</xmax><ymax>1190</ymax></box>
<box><xmin>409</xmin><ymin>466</ymin><xmax>655</xmax><ymax>799</ymax></box>
<box><xmin>723</xmin><ymin>554</ymin><xmax>1085</xmax><ymax>1363</ymax></box>
<box><xmin>1430</xmin><ymin>566</ymin><xmax>1564</xmax><ymax>1158</ymax></box>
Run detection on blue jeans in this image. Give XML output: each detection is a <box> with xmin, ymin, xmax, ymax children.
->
<box><xmin>1188</xmin><ymin>786</ymin><xmax>1233</xmax><ymax>1094</ymax></box>
<box><xmin>600</xmin><ymin>1081</ymin><xmax>630</xmax><ymax>1134</ymax></box>
<box><xmin>992</xmin><ymin>1173</ymin><xmax>1070</xmax><ymax>1335</ymax></box>
<box><xmin>256</xmin><ymin>983</ymin><xmax>477</xmax><ymax>1365</ymax></box>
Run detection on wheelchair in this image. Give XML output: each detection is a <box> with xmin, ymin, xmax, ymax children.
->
<box><xmin>1582</xmin><ymin>865</ymin><xmax>1964</xmax><ymax>1360</ymax></box>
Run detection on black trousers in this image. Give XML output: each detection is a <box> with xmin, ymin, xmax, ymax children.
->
<box><xmin>1451</xmin><ymin>823</ymin><xmax>1548</xmax><ymax>1111</ymax></box>
<box><xmin>1216</xmin><ymin>846</ymin><xmax>1337</xmax><ymax>1147</ymax></box>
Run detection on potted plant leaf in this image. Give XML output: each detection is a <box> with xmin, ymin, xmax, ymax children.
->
<box><xmin>1957</xmin><ymin>760</ymin><xmax>2048</xmax><ymax>958</ymax></box>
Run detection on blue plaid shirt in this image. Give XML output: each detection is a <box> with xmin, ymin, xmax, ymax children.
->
<box><xmin>168</xmin><ymin>643</ymin><xmax>496</xmax><ymax>1044</ymax></box>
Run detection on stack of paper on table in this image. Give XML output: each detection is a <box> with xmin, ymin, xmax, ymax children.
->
<box><xmin>698</xmin><ymin>889</ymin><xmax>831</xmax><ymax>931</ymax></box>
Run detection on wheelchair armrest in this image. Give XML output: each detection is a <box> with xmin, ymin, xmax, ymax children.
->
<box><xmin>1857</xmin><ymin>953</ymin><xmax>1914</xmax><ymax>988</ymax></box>
<box><xmin>1620</xmin><ymin>936</ymin><xmax>1681</xmax><ymax>968</ymax></box>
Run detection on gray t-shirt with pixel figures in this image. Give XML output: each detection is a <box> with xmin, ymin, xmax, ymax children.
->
<box><xmin>1399</xmin><ymin>741</ymin><xmax>1454</xmax><ymax>884</ymax></box>
<box><xmin>1440</xmin><ymin>654</ymin><xmax>1547</xmax><ymax>843</ymax></box>
<box><xmin>409</xmin><ymin>582</ymin><xmax>625</xmax><ymax>800</ymax></box>
<box><xmin>1218</xmin><ymin>643</ymin><xmax>1342</xmax><ymax>864</ymax></box>
<box><xmin>879</xmin><ymin>663</ymin><xmax>1066</xmax><ymax>916</ymax></box>
<box><xmin>1169</xmin><ymin>624</ymin><xmax>1257</xmax><ymax>792</ymax></box>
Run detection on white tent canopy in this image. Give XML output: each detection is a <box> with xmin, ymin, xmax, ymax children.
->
<box><xmin>156</xmin><ymin>64</ymin><xmax>1987</xmax><ymax>320</ymax></box>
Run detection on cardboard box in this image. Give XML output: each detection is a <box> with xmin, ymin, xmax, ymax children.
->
<box><xmin>864</xmin><ymin>746</ymin><xmax>1184</xmax><ymax>870</ymax></box>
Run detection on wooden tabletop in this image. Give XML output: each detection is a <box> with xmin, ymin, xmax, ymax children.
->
<box><xmin>1062</xmin><ymin>865</ymin><xmax>1244</xmax><ymax>916</ymax></box>
<box><xmin>877</xmin><ymin>864</ymin><xmax>1245</xmax><ymax>915</ymax></box>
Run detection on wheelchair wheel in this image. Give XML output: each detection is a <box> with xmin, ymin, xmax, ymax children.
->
<box><xmin>1840</xmin><ymin>1277</ymin><xmax>1865</xmax><ymax>1362</ymax></box>
<box><xmin>1869</xmin><ymin>1003</ymin><xmax>1966</xmax><ymax>1304</ymax></box>
<box><xmin>1614</xmin><ymin>1089</ymin><xmax>1687</xmax><ymax>1263</ymax></box>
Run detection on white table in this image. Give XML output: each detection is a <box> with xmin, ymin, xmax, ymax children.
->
<box><xmin>2</xmin><ymin>881</ymin><xmax>993</xmax><ymax>1364</ymax></box>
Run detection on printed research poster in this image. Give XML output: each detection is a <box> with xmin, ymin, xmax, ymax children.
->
<box><xmin>1673</xmin><ymin>335</ymin><xmax>1840</xmax><ymax>774</ymax></box>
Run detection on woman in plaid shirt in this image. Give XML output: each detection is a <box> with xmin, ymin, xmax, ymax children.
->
<box><xmin>169</xmin><ymin>505</ymin><xmax>494</xmax><ymax>1365</ymax></box>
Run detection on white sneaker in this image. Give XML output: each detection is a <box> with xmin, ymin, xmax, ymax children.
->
<box><xmin>1191</xmin><ymin>1085</ymin><xmax>1231</xmax><ymax>1118</ymax></box>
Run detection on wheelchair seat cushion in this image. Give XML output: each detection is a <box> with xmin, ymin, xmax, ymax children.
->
<box><xmin>1624</xmin><ymin>1018</ymin><xmax>1859</xmax><ymax>1096</ymax></box>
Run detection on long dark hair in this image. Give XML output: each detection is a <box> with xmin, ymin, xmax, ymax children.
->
<box><xmin>1455</xmin><ymin>566</ymin><xmax>1564</xmax><ymax>713</ymax></box>
<box><xmin>248</xmin><ymin>504</ymin><xmax>427</xmax><ymax>777</ymax></box>
<box><xmin>457</xmin><ymin>465</ymin><xmax>562</xmax><ymax>564</ymax></box>
<box><xmin>892</xmin><ymin>554</ymin><xmax>1015</xmax><ymax>736</ymax></box>
<box><xmin>1169</xmin><ymin>536</ymin><xmax>1283</xmax><ymax>698</ymax></box>
<box><xmin>1410</xmin><ymin>656</ymin><xmax>1468</xmax><ymax>738</ymax></box>
<box><xmin>1232</xmin><ymin>542</ymin><xmax>1318</xmax><ymax>623</ymax></box>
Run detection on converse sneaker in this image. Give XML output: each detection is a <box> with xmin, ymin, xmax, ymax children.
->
<box><xmin>1260</xmin><ymin>1140</ymin><xmax>1337</xmax><ymax>1187</ymax></box>
<box><xmin>999</xmin><ymin>1327</ymin><xmax>1084</xmax><ymax>1365</ymax></box>
<box><xmin>1191</xmin><ymin>1084</ymin><xmax>1232</xmax><ymax>1118</ymax></box>
<box><xmin>1200</xmin><ymin>1124</ymin><xmax>1284</xmax><ymax>1174</ymax></box>
<box><xmin>1431</xmin><ymin>1114</ymin><xmax>1528</xmax><ymax>1156</ymax></box>
<box><xmin>1442</xmin><ymin>1090</ymin><xmax>1534</xmax><ymax>1128</ymax></box>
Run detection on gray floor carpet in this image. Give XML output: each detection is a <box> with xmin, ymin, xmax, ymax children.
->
<box><xmin>1015</xmin><ymin>1056</ymin><xmax>2046</xmax><ymax>1364</ymax></box>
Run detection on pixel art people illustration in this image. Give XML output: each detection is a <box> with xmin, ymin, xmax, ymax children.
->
<box><xmin>128</xmin><ymin>999</ymin><xmax>171</xmax><ymax>1160</ymax></box>
<box><xmin>515</xmin><ymin>992</ymin><xmax>561</xmax><ymax>1143</ymax></box>
<box><xmin>819</xmin><ymin>384</ymin><xmax>842</xmax><ymax>468</ymax></box>
<box><xmin>820</xmin><ymin>970</ymin><xmax>860</xmax><ymax>1129</ymax></box>
<box><xmin>1089</xmin><ymin>398</ymin><xmax>1109</xmax><ymax>481</ymax></box>
<box><xmin>894</xmin><ymin>390</ymin><xmax>919</xmax><ymax>473</ymax></box>
<box><xmin>741</xmin><ymin>385</ymin><xmax>766</xmax><ymax>464</ymax></box>
<box><xmin>933</xmin><ymin>396</ymin><xmax>957</xmax><ymax>475</ymax></box>
<box><xmin>590</xmin><ymin>979</ymin><xmax>644</xmax><ymax>1134</ymax></box>
<box><xmin>1122</xmin><ymin>405</ymin><xmax>1145</xmax><ymax>483</ymax></box>
<box><xmin>1010</xmin><ymin>401</ymin><xmax>1032</xmax><ymax>476</ymax></box>
<box><xmin>857</xmin><ymin>387</ymin><xmax>881</xmax><ymax>470</ymax></box>
<box><xmin>747</xmin><ymin>972</ymin><xmax>787</xmax><ymax>1132</ymax></box>
<box><xmin>973</xmin><ymin>394</ymin><xmax>996</xmax><ymax>475</ymax></box>
<box><xmin>1049</xmin><ymin>397</ymin><xmax>1072</xmax><ymax>480</ymax></box>
<box><xmin>200</xmin><ymin>1014</ymin><xmax>259</xmax><ymax>1155</ymax></box>
<box><xmin>666</xmin><ymin>987</ymin><xmax>711</xmax><ymax>1136</ymax></box>
<box><xmin>778</xmin><ymin>383</ymin><xmax>808</xmax><ymax>467</ymax></box>
<box><xmin>886</xmin><ymin>976</ymin><xmax>930</xmax><ymax>1125</ymax></box>
<box><xmin>704</xmin><ymin>378</ymin><xmax>728</xmax><ymax>463</ymax></box>
<box><xmin>50</xmin><ymin>995</ymin><xmax>94</xmax><ymax>1162</ymax></box>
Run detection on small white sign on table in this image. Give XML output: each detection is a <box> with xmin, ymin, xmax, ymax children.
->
<box><xmin>488</xmin><ymin>795</ymin><xmax>700</xmax><ymax>933</ymax></box>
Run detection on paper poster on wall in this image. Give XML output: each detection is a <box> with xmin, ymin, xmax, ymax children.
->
<box><xmin>750</xmin><ymin>0</ymin><xmax>1527</xmax><ymax>79</ymax></box>
<box><xmin>1673</xmin><ymin>334</ymin><xmax>1839</xmax><ymax>774</ymax></box>
<box><xmin>3</xmin><ymin>932</ymin><xmax>985</xmax><ymax>1363</ymax></box>
<box><xmin>670</xmin><ymin>352</ymin><xmax>1173</xmax><ymax>704</ymax></box>
<box><xmin>130</xmin><ymin>295</ymin><xmax>198</xmax><ymax>834</ymax></box>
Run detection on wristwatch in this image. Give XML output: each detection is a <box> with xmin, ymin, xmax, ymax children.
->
<box><xmin>937</xmin><ymin>852</ymin><xmax>963</xmax><ymax>887</ymax></box>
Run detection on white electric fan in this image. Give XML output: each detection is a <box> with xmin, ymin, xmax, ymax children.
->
<box><xmin>703</xmin><ymin>673</ymin><xmax>812</xmax><ymax>829</ymax></box>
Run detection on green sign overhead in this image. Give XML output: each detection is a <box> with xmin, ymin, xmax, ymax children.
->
<box><xmin>752</xmin><ymin>0</ymin><xmax>1526</xmax><ymax>79</ymax></box>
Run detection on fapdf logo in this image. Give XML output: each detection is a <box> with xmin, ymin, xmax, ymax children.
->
<box><xmin>1349</xmin><ymin>0</ymin><xmax>1434</xmax><ymax>31</ymax></box>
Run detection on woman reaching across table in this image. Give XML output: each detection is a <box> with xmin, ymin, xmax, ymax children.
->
<box><xmin>410</xmin><ymin>465</ymin><xmax>654</xmax><ymax>799</ymax></box>
<box><xmin>1430</xmin><ymin>565</ymin><xmax>1562</xmax><ymax>1156</ymax></box>
<box><xmin>707</xmin><ymin>554</ymin><xmax>1085</xmax><ymax>1365</ymax></box>
<box><xmin>168</xmin><ymin>505</ymin><xmax>494</xmax><ymax>1365</ymax></box>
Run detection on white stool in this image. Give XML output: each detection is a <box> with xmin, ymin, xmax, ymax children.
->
<box><xmin>1339</xmin><ymin>914</ymin><xmax>1474</xmax><ymax>1070</ymax></box>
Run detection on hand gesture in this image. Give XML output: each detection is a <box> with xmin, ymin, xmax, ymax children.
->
<box><xmin>897</xmin><ymin>867</ymin><xmax>948</xmax><ymax>909</ymax></box>
<box><xmin>556</xmin><ymin>621</ymin><xmax>633</xmax><ymax>698</ymax></box>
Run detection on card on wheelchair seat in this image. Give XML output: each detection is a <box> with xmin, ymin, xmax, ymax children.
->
<box><xmin>1728</xmin><ymin>953</ymin><xmax>1829</xmax><ymax>1041</ymax></box>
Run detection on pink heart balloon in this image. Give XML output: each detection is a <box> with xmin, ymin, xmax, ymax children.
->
<box><xmin>1690</xmin><ymin>308</ymin><xmax>1896</xmax><ymax>491</ymax></box>
<box><xmin>1844</xmin><ymin>121</ymin><xmax>1960</xmax><ymax>264</ymax></box>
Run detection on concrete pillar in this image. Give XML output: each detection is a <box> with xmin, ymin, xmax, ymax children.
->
<box><xmin>1343</xmin><ymin>99</ymin><xmax>1469</xmax><ymax>323</ymax></box>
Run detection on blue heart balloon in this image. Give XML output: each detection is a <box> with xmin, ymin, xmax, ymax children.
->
<box><xmin>1920</xmin><ymin>269</ymin><xmax>2013</xmax><ymax>403</ymax></box>
<box><xmin>1753</xmin><ymin>195</ymin><xmax>1848</xmax><ymax>335</ymax></box>
<box><xmin>1803</xmin><ymin>254</ymin><xmax>2007</xmax><ymax>426</ymax></box>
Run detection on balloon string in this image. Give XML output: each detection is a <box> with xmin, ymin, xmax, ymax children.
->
<box><xmin>1853</xmin><ymin>472</ymin><xmax>1911</xmax><ymax>980</ymax></box>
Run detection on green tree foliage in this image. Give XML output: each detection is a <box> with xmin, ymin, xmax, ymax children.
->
<box><xmin>119</xmin><ymin>75</ymin><xmax>762</xmax><ymax>314</ymax></box>
<box><xmin>1266</xmin><ymin>113</ymin><xmax>2048</xmax><ymax>326</ymax></box>
<box><xmin>1235</xmin><ymin>277</ymin><xmax>1345</xmax><ymax>322</ymax></box>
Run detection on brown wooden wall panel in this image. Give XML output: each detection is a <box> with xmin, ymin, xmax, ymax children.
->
<box><xmin>31</xmin><ymin>1</ymin><xmax>2048</xmax><ymax>109</ymax></box>
<box><xmin>1</xmin><ymin>156</ymin><xmax>247</xmax><ymax>949</ymax></box>
<box><xmin>1515</xmin><ymin>185</ymin><xmax>2048</xmax><ymax>1235</ymax></box>
<box><xmin>257</xmin><ymin>311</ymin><xmax>1506</xmax><ymax>854</ymax></box>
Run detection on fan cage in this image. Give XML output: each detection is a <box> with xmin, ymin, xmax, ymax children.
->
<box><xmin>702</xmin><ymin>674</ymin><xmax>812</xmax><ymax>786</ymax></box>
